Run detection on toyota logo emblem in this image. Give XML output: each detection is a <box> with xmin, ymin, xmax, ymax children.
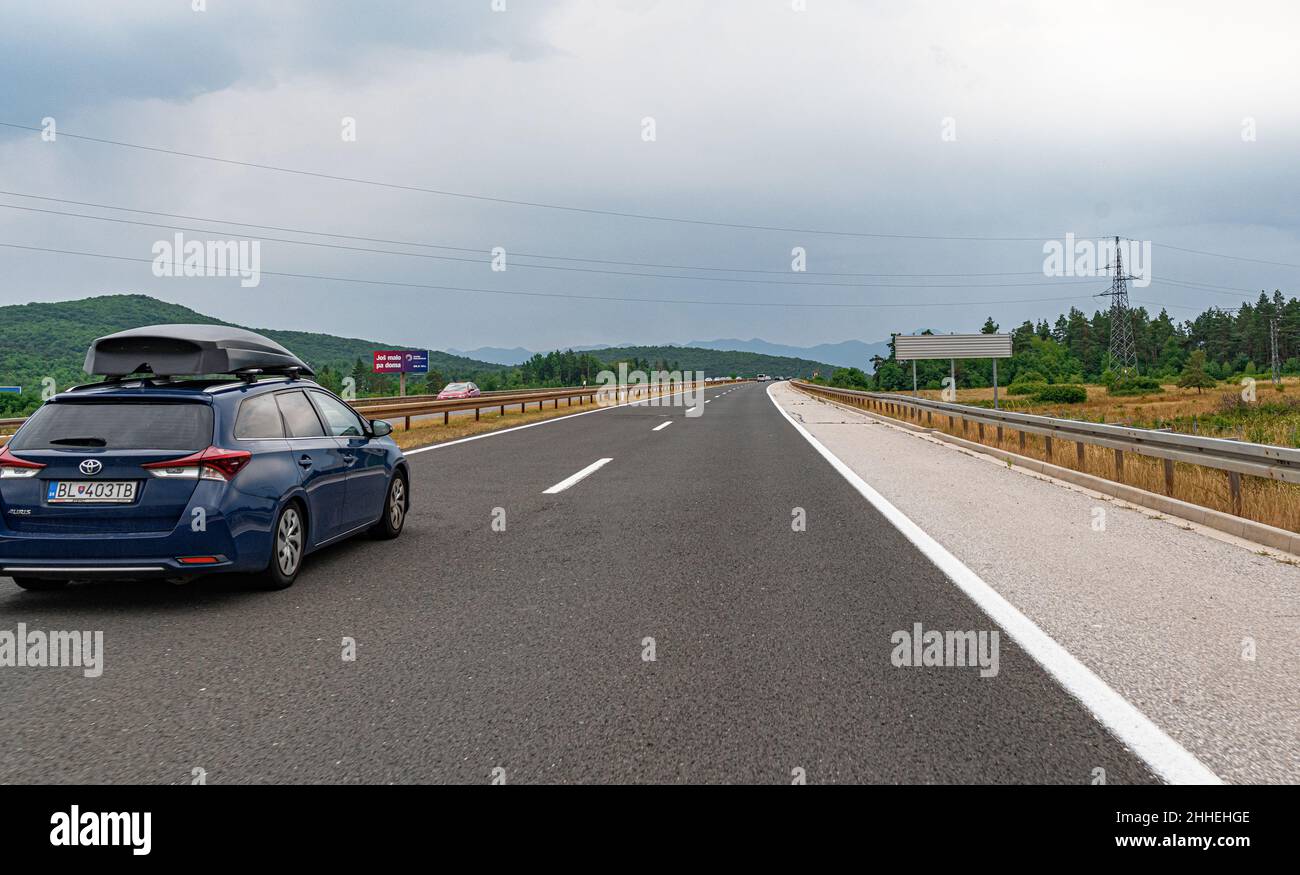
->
<box><xmin>79</xmin><ymin>459</ymin><xmax>103</xmax><ymax>476</ymax></box>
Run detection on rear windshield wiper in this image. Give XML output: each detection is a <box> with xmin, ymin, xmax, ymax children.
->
<box><xmin>48</xmin><ymin>437</ymin><xmax>109</xmax><ymax>447</ymax></box>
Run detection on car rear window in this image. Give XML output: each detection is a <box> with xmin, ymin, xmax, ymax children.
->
<box><xmin>235</xmin><ymin>393</ymin><xmax>286</xmax><ymax>439</ymax></box>
<box><xmin>10</xmin><ymin>402</ymin><xmax>213</xmax><ymax>451</ymax></box>
<box><xmin>275</xmin><ymin>391</ymin><xmax>326</xmax><ymax>438</ymax></box>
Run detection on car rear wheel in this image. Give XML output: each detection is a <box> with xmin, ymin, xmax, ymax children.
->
<box><xmin>369</xmin><ymin>472</ymin><xmax>407</xmax><ymax>540</ymax></box>
<box><xmin>11</xmin><ymin>577</ymin><xmax>69</xmax><ymax>591</ymax></box>
<box><xmin>256</xmin><ymin>503</ymin><xmax>305</xmax><ymax>590</ymax></box>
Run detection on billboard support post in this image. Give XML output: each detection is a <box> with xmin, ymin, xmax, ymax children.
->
<box><xmin>893</xmin><ymin>333</ymin><xmax>1013</xmax><ymax>412</ymax></box>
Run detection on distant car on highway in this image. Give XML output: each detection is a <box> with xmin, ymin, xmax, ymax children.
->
<box><xmin>0</xmin><ymin>325</ymin><xmax>409</xmax><ymax>592</ymax></box>
<box><xmin>437</xmin><ymin>381</ymin><xmax>481</xmax><ymax>400</ymax></box>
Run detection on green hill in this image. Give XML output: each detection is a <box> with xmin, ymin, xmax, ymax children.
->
<box><xmin>583</xmin><ymin>345</ymin><xmax>835</xmax><ymax>379</ymax></box>
<box><xmin>0</xmin><ymin>294</ymin><xmax>839</xmax><ymax>417</ymax></box>
<box><xmin>0</xmin><ymin>294</ymin><xmax>505</xmax><ymax>414</ymax></box>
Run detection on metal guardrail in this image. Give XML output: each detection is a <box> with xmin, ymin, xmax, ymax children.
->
<box><xmin>350</xmin><ymin>384</ymin><xmax>597</xmax><ymax>409</ymax></box>
<box><xmin>0</xmin><ymin>379</ymin><xmax>745</xmax><ymax>437</ymax></box>
<box><xmin>360</xmin><ymin>379</ymin><xmax>741</xmax><ymax>429</ymax></box>
<box><xmin>793</xmin><ymin>381</ymin><xmax>1300</xmax><ymax>513</ymax></box>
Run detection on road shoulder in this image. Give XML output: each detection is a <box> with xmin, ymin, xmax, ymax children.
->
<box><xmin>770</xmin><ymin>381</ymin><xmax>1299</xmax><ymax>784</ymax></box>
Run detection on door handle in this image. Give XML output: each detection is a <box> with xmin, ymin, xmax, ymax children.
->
<box><xmin>298</xmin><ymin>455</ymin><xmax>313</xmax><ymax>468</ymax></box>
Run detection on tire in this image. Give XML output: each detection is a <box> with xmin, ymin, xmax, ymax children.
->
<box><xmin>11</xmin><ymin>577</ymin><xmax>69</xmax><ymax>592</ymax></box>
<box><xmin>256</xmin><ymin>502</ymin><xmax>306</xmax><ymax>590</ymax></box>
<box><xmin>369</xmin><ymin>472</ymin><xmax>407</xmax><ymax>540</ymax></box>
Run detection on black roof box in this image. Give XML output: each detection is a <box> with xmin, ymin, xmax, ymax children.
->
<box><xmin>84</xmin><ymin>324</ymin><xmax>315</xmax><ymax>378</ymax></box>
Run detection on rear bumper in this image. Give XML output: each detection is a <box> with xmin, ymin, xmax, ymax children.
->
<box><xmin>0</xmin><ymin>511</ymin><xmax>271</xmax><ymax>579</ymax></box>
<box><xmin>0</xmin><ymin>557</ymin><xmax>235</xmax><ymax>579</ymax></box>
<box><xmin>0</xmin><ymin>477</ymin><xmax>285</xmax><ymax>579</ymax></box>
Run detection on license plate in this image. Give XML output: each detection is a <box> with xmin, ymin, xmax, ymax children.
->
<box><xmin>47</xmin><ymin>480</ymin><xmax>138</xmax><ymax>504</ymax></box>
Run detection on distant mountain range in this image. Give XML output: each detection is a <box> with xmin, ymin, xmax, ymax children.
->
<box><xmin>444</xmin><ymin>346</ymin><xmax>537</xmax><ymax>366</ymax></box>
<box><xmin>0</xmin><ymin>296</ymin><xmax>884</xmax><ymax>407</ymax></box>
<box><xmin>683</xmin><ymin>338</ymin><xmax>891</xmax><ymax>370</ymax></box>
<box><xmin>452</xmin><ymin>337</ymin><xmax>891</xmax><ymax>370</ymax></box>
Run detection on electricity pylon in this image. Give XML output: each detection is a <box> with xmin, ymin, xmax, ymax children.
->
<box><xmin>1097</xmin><ymin>236</ymin><xmax>1139</xmax><ymax>374</ymax></box>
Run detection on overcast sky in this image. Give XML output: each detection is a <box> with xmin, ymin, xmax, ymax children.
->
<box><xmin>2</xmin><ymin>0</ymin><xmax>1298</xmax><ymax>353</ymax></box>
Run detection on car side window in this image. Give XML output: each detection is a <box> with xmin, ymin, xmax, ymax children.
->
<box><xmin>276</xmin><ymin>390</ymin><xmax>327</xmax><ymax>438</ymax></box>
<box><xmin>310</xmin><ymin>391</ymin><xmax>366</xmax><ymax>438</ymax></box>
<box><xmin>234</xmin><ymin>393</ymin><xmax>285</xmax><ymax>439</ymax></box>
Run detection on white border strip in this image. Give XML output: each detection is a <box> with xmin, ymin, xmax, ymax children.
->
<box><xmin>766</xmin><ymin>383</ymin><xmax>1222</xmax><ymax>785</ymax></box>
<box><xmin>543</xmin><ymin>457</ymin><xmax>613</xmax><ymax>494</ymax></box>
<box><xmin>403</xmin><ymin>386</ymin><xmax>705</xmax><ymax>456</ymax></box>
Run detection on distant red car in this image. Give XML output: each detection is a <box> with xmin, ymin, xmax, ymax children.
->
<box><xmin>437</xmin><ymin>381</ymin><xmax>481</xmax><ymax>400</ymax></box>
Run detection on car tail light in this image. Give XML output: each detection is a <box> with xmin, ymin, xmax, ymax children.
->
<box><xmin>143</xmin><ymin>446</ymin><xmax>252</xmax><ymax>482</ymax></box>
<box><xmin>0</xmin><ymin>445</ymin><xmax>45</xmax><ymax>479</ymax></box>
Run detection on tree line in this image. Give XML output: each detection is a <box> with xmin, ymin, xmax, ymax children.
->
<box><xmin>864</xmin><ymin>291</ymin><xmax>1298</xmax><ymax>392</ymax></box>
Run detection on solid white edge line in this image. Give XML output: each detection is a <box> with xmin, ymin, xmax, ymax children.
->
<box><xmin>542</xmin><ymin>457</ymin><xmax>613</xmax><ymax>494</ymax></box>
<box><xmin>403</xmin><ymin>386</ymin><xmax>702</xmax><ymax>456</ymax></box>
<box><xmin>765</xmin><ymin>383</ymin><xmax>1222</xmax><ymax>786</ymax></box>
<box><xmin>653</xmin><ymin>421</ymin><xmax>672</xmax><ymax>432</ymax></box>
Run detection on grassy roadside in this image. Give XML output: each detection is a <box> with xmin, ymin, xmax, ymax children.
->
<box><xmin>908</xmin><ymin>378</ymin><xmax>1300</xmax><ymax>447</ymax></box>
<box><xmin>391</xmin><ymin>395</ymin><xmax>605</xmax><ymax>450</ymax></box>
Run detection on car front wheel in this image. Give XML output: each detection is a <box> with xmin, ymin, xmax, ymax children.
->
<box><xmin>369</xmin><ymin>473</ymin><xmax>407</xmax><ymax>540</ymax></box>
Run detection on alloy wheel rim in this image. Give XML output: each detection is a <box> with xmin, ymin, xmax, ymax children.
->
<box><xmin>389</xmin><ymin>479</ymin><xmax>405</xmax><ymax>529</ymax></box>
<box><xmin>277</xmin><ymin>508</ymin><xmax>302</xmax><ymax>576</ymax></box>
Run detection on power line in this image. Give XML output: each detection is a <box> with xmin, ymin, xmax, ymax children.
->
<box><xmin>0</xmin><ymin>190</ymin><xmax>1052</xmax><ymax>278</ymax></box>
<box><xmin>0</xmin><ymin>201</ymin><xmax>1106</xmax><ymax>291</ymax></box>
<box><xmin>3</xmin><ymin>199</ymin><xmax>1273</xmax><ymax>301</ymax></box>
<box><xmin>0</xmin><ymin>121</ymin><xmax>1087</xmax><ymax>242</ymax></box>
<box><xmin>0</xmin><ymin>241</ymin><xmax>1113</xmax><ymax>310</ymax></box>
<box><xmin>1150</xmin><ymin>241</ymin><xmax>1300</xmax><ymax>270</ymax></box>
<box><xmin>3</xmin><ymin>122</ymin><xmax>1293</xmax><ymax>270</ymax></box>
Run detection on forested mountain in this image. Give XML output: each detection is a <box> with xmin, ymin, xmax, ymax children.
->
<box><xmin>0</xmin><ymin>295</ymin><xmax>829</xmax><ymax>416</ymax></box>
<box><xmin>573</xmin><ymin>345</ymin><xmax>834</xmax><ymax>379</ymax></box>
<box><xmin>0</xmin><ymin>295</ymin><xmax>504</xmax><ymax>414</ymax></box>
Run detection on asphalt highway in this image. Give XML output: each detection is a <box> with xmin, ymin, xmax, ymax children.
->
<box><xmin>0</xmin><ymin>382</ymin><xmax>1158</xmax><ymax>784</ymax></box>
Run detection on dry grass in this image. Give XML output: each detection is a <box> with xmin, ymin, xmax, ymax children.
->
<box><xmin>392</xmin><ymin>394</ymin><xmax>604</xmax><ymax>450</ymax></box>
<box><xmin>915</xmin><ymin>378</ymin><xmax>1300</xmax><ymax>447</ymax></box>
<box><xmin>813</xmin><ymin>387</ymin><xmax>1300</xmax><ymax>534</ymax></box>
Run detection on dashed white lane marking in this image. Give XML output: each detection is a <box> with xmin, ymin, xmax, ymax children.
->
<box><xmin>652</xmin><ymin>421</ymin><xmax>672</xmax><ymax>432</ymax></box>
<box><xmin>542</xmin><ymin>458</ymin><xmax>613</xmax><ymax>494</ymax></box>
<box><xmin>686</xmin><ymin>406</ymin><xmax>697</xmax><ymax>414</ymax></box>
<box><xmin>764</xmin><ymin>383</ymin><xmax>1222</xmax><ymax>786</ymax></box>
<box><xmin>404</xmin><ymin>386</ymin><xmax>701</xmax><ymax>457</ymax></box>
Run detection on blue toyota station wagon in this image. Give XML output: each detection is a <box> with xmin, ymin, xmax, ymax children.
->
<box><xmin>0</xmin><ymin>325</ymin><xmax>408</xmax><ymax>591</ymax></box>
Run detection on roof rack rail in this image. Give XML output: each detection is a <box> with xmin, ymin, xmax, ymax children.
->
<box><xmin>67</xmin><ymin>375</ymin><xmax>172</xmax><ymax>393</ymax></box>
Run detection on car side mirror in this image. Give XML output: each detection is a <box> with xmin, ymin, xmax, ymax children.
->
<box><xmin>370</xmin><ymin>419</ymin><xmax>393</xmax><ymax>437</ymax></box>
